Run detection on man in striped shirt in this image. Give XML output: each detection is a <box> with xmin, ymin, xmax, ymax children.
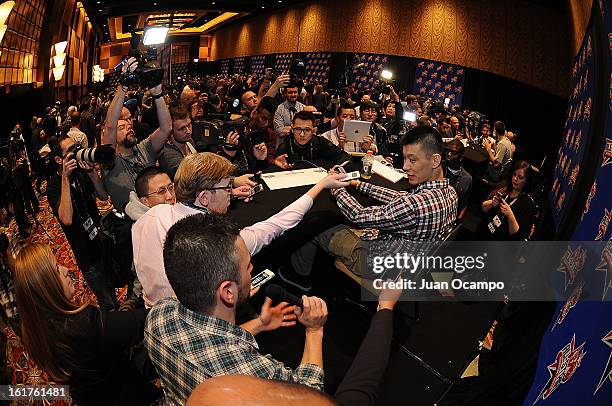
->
<box><xmin>280</xmin><ymin>126</ymin><xmax>458</xmax><ymax>291</ymax></box>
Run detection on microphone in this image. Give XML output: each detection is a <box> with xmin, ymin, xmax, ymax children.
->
<box><xmin>265</xmin><ymin>284</ymin><xmax>303</xmax><ymax>308</ymax></box>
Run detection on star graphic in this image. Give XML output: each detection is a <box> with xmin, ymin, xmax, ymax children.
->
<box><xmin>556</xmin><ymin>245</ymin><xmax>587</xmax><ymax>290</ymax></box>
<box><xmin>594</xmin><ymin>330</ymin><xmax>612</xmax><ymax>395</ymax></box>
<box><xmin>596</xmin><ymin>240</ymin><xmax>612</xmax><ymax>300</ymax></box>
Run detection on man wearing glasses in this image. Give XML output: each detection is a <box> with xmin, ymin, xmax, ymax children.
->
<box><xmin>274</xmin><ymin>111</ymin><xmax>351</xmax><ymax>170</ymax></box>
<box><xmin>132</xmin><ymin>152</ymin><xmax>350</xmax><ymax>308</ymax></box>
<box><xmin>46</xmin><ymin>135</ymin><xmax>118</xmax><ymax>310</ymax></box>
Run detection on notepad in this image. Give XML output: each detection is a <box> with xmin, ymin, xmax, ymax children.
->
<box><xmin>261</xmin><ymin>168</ymin><xmax>328</xmax><ymax>190</ymax></box>
<box><xmin>371</xmin><ymin>160</ymin><xmax>404</xmax><ymax>183</ymax></box>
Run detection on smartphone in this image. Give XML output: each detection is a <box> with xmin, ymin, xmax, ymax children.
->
<box><xmin>251</xmin><ymin>269</ymin><xmax>275</xmax><ymax>290</ymax></box>
<box><xmin>250</xmin><ymin>184</ymin><xmax>264</xmax><ymax>196</ymax></box>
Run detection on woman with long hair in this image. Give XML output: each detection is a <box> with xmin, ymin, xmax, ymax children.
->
<box><xmin>477</xmin><ymin>160</ymin><xmax>537</xmax><ymax>240</ymax></box>
<box><xmin>13</xmin><ymin>244</ymin><xmax>160</xmax><ymax>405</ymax></box>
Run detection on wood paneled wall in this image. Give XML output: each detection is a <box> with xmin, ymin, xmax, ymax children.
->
<box><xmin>211</xmin><ymin>0</ymin><xmax>571</xmax><ymax>97</ymax></box>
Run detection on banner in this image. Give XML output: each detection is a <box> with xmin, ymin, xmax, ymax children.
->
<box><xmin>304</xmin><ymin>52</ymin><xmax>331</xmax><ymax>86</ymax></box>
<box><xmin>351</xmin><ymin>53</ymin><xmax>388</xmax><ymax>91</ymax></box>
<box><xmin>275</xmin><ymin>53</ymin><xmax>294</xmax><ymax>74</ymax></box>
<box><xmin>251</xmin><ymin>55</ymin><xmax>266</xmax><ymax>75</ymax></box>
<box><xmin>413</xmin><ymin>59</ymin><xmax>465</xmax><ymax>107</ymax></box>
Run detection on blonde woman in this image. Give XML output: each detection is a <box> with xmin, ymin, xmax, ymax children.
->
<box><xmin>13</xmin><ymin>244</ymin><xmax>160</xmax><ymax>405</ymax></box>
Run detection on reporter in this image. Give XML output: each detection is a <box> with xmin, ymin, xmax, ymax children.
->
<box><xmin>145</xmin><ymin>214</ymin><xmax>329</xmax><ymax>405</ymax></box>
<box><xmin>13</xmin><ymin>244</ymin><xmax>160</xmax><ymax>405</ymax></box>
<box><xmin>478</xmin><ymin>160</ymin><xmax>536</xmax><ymax>241</ymax></box>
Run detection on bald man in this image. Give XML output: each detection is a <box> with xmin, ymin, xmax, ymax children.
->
<box><xmin>186</xmin><ymin>376</ymin><xmax>336</xmax><ymax>406</ymax></box>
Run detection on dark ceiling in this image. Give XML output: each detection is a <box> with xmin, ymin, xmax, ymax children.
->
<box><xmin>84</xmin><ymin>0</ymin><xmax>305</xmax><ymax>43</ymax></box>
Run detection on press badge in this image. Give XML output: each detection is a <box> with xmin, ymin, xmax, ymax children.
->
<box><xmin>488</xmin><ymin>215</ymin><xmax>502</xmax><ymax>233</ymax></box>
<box><xmin>82</xmin><ymin>217</ymin><xmax>98</xmax><ymax>240</ymax></box>
<box><xmin>83</xmin><ymin>217</ymin><xmax>94</xmax><ymax>231</ymax></box>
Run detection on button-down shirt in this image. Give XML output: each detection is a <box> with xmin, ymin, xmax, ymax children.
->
<box><xmin>132</xmin><ymin>194</ymin><xmax>314</xmax><ymax>307</ymax></box>
<box><xmin>158</xmin><ymin>140</ymin><xmax>197</xmax><ymax>180</ymax></box>
<box><xmin>331</xmin><ymin>180</ymin><xmax>457</xmax><ymax>240</ymax></box>
<box><xmin>273</xmin><ymin>100</ymin><xmax>305</xmax><ymax>136</ymax></box>
<box><xmin>145</xmin><ymin>297</ymin><xmax>324</xmax><ymax>406</ymax></box>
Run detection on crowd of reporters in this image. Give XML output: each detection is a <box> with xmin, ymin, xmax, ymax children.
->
<box><xmin>0</xmin><ymin>58</ymin><xmax>542</xmax><ymax>405</ymax></box>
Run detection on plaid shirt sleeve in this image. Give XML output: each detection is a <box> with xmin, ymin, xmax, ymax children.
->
<box><xmin>354</xmin><ymin>182</ymin><xmax>403</xmax><ymax>204</ymax></box>
<box><xmin>331</xmin><ymin>187</ymin><xmax>416</xmax><ymax>232</ymax></box>
<box><xmin>261</xmin><ymin>356</ymin><xmax>324</xmax><ymax>391</ymax></box>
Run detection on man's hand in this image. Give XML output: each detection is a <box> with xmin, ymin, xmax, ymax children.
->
<box><xmin>234</xmin><ymin>174</ymin><xmax>257</xmax><ymax>187</ymax></box>
<box><xmin>338</xmin><ymin>131</ymin><xmax>346</xmax><ymax>148</ymax></box>
<box><xmin>273</xmin><ymin>74</ymin><xmax>291</xmax><ymax>89</ymax></box>
<box><xmin>295</xmin><ymin>296</ymin><xmax>327</xmax><ymax>332</ymax></box>
<box><xmin>378</xmin><ymin>278</ymin><xmax>403</xmax><ymax>311</ymax></box>
<box><xmin>318</xmin><ymin>173</ymin><xmax>351</xmax><ymax>189</ymax></box>
<box><xmin>361</xmin><ymin>134</ymin><xmax>374</xmax><ymax>151</ymax></box>
<box><xmin>253</xmin><ymin>142</ymin><xmax>267</xmax><ymax>161</ymax></box>
<box><xmin>121</xmin><ymin>57</ymin><xmax>138</xmax><ymax>75</ymax></box>
<box><xmin>78</xmin><ymin>160</ymin><xmax>95</xmax><ymax>173</ymax></box>
<box><xmin>62</xmin><ymin>153</ymin><xmax>78</xmax><ymax>178</ymax></box>
<box><xmin>257</xmin><ymin>297</ymin><xmax>297</xmax><ymax>332</ymax></box>
<box><xmin>282</xmin><ymin>125</ymin><xmax>292</xmax><ymax>135</ymax></box>
<box><xmin>150</xmin><ymin>83</ymin><xmax>162</xmax><ymax>96</ymax></box>
<box><xmin>389</xmin><ymin>85</ymin><xmax>400</xmax><ymax>102</ymax></box>
<box><xmin>225</xmin><ymin>131</ymin><xmax>240</xmax><ymax>146</ymax></box>
<box><xmin>273</xmin><ymin>154</ymin><xmax>294</xmax><ymax>170</ymax></box>
<box><xmin>483</xmin><ymin>138</ymin><xmax>492</xmax><ymax>152</ymax></box>
<box><xmin>232</xmin><ymin>186</ymin><xmax>253</xmax><ymax>202</ymax></box>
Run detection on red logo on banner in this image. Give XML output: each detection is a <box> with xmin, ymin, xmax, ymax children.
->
<box><xmin>552</xmin><ymin>283</ymin><xmax>583</xmax><ymax>331</ymax></box>
<box><xmin>602</xmin><ymin>139</ymin><xmax>612</xmax><ymax>167</ymax></box>
<box><xmin>534</xmin><ymin>334</ymin><xmax>587</xmax><ymax>403</ymax></box>
<box><xmin>557</xmin><ymin>245</ymin><xmax>587</xmax><ymax>289</ymax></box>
<box><xmin>594</xmin><ymin>329</ymin><xmax>612</xmax><ymax>395</ymax></box>
<box><xmin>569</xmin><ymin>164</ymin><xmax>580</xmax><ymax>188</ymax></box>
<box><xmin>595</xmin><ymin>209</ymin><xmax>612</xmax><ymax>241</ymax></box>
<box><xmin>583</xmin><ymin>181</ymin><xmax>597</xmax><ymax>217</ymax></box>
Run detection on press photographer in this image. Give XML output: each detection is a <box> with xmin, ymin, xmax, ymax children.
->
<box><xmin>102</xmin><ymin>51</ymin><xmax>172</xmax><ymax>211</ymax></box>
<box><xmin>219</xmin><ymin>96</ymin><xmax>279</xmax><ymax>174</ymax></box>
<box><xmin>46</xmin><ymin>134</ymin><xmax>118</xmax><ymax>310</ymax></box>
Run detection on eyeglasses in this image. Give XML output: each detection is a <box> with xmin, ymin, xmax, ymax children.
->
<box><xmin>144</xmin><ymin>183</ymin><xmax>175</xmax><ymax>197</ymax></box>
<box><xmin>292</xmin><ymin>127</ymin><xmax>313</xmax><ymax>135</ymax></box>
<box><xmin>206</xmin><ymin>181</ymin><xmax>233</xmax><ymax>193</ymax></box>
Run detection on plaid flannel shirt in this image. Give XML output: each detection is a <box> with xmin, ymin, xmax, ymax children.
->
<box><xmin>145</xmin><ymin>297</ymin><xmax>324</xmax><ymax>406</ymax></box>
<box><xmin>331</xmin><ymin>179</ymin><xmax>458</xmax><ymax>241</ymax></box>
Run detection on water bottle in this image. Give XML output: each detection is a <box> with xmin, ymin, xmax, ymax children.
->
<box><xmin>361</xmin><ymin>150</ymin><xmax>373</xmax><ymax>179</ymax></box>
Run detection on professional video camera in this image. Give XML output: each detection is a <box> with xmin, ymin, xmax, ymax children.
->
<box><xmin>288</xmin><ymin>59</ymin><xmax>305</xmax><ymax>88</ymax></box>
<box><xmin>118</xmin><ymin>32</ymin><xmax>164</xmax><ymax>89</ymax></box>
<box><xmin>191</xmin><ymin>116</ymin><xmax>251</xmax><ymax>152</ymax></box>
<box><xmin>65</xmin><ymin>143</ymin><xmax>116</xmax><ymax>166</ymax></box>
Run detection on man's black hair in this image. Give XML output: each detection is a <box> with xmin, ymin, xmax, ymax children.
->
<box><xmin>135</xmin><ymin>166</ymin><xmax>168</xmax><ymax>198</ymax></box>
<box><xmin>292</xmin><ymin>110</ymin><xmax>316</xmax><ymax>125</ymax></box>
<box><xmin>257</xmin><ymin>96</ymin><xmax>279</xmax><ymax>115</ymax></box>
<box><xmin>400</xmin><ymin>125</ymin><xmax>444</xmax><ymax>157</ymax></box>
<box><xmin>163</xmin><ymin>214</ymin><xmax>241</xmax><ymax>314</ymax></box>
<box><xmin>336</xmin><ymin>103</ymin><xmax>356</xmax><ymax>117</ymax></box>
<box><xmin>494</xmin><ymin>121</ymin><xmax>506</xmax><ymax>136</ymax></box>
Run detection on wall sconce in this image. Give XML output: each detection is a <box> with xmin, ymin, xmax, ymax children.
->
<box><xmin>0</xmin><ymin>1</ymin><xmax>16</xmax><ymax>57</ymax></box>
<box><xmin>52</xmin><ymin>40</ymin><xmax>68</xmax><ymax>81</ymax></box>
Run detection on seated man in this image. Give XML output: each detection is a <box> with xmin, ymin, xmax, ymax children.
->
<box><xmin>319</xmin><ymin>104</ymin><xmax>375</xmax><ymax>153</ymax></box>
<box><xmin>484</xmin><ymin>121</ymin><xmax>513</xmax><ymax>182</ymax></box>
<box><xmin>359</xmin><ymin>100</ymin><xmax>389</xmax><ymax>155</ymax></box>
<box><xmin>279</xmin><ymin>126</ymin><xmax>458</xmax><ymax>290</ymax></box>
<box><xmin>132</xmin><ymin>152</ymin><xmax>349</xmax><ymax>307</ymax></box>
<box><xmin>145</xmin><ymin>214</ymin><xmax>328</xmax><ymax>405</ymax></box>
<box><xmin>274</xmin><ymin>111</ymin><xmax>352</xmax><ymax>170</ymax></box>
<box><xmin>444</xmin><ymin>139</ymin><xmax>472</xmax><ymax>218</ymax></box>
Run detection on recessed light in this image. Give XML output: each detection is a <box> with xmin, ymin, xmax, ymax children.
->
<box><xmin>261</xmin><ymin>5</ymin><xmax>265</xmax><ymax>8</ymax></box>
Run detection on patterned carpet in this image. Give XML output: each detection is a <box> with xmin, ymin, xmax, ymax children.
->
<box><xmin>1</xmin><ymin>183</ymin><xmax>126</xmax><ymax>406</ymax></box>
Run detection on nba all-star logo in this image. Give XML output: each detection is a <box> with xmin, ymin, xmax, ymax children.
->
<box><xmin>583</xmin><ymin>181</ymin><xmax>597</xmax><ymax>218</ymax></box>
<box><xmin>534</xmin><ymin>334</ymin><xmax>587</xmax><ymax>403</ymax></box>
<box><xmin>552</xmin><ymin>283</ymin><xmax>583</xmax><ymax>331</ymax></box>
<box><xmin>594</xmin><ymin>330</ymin><xmax>612</xmax><ymax>395</ymax></box>
<box><xmin>595</xmin><ymin>209</ymin><xmax>611</xmax><ymax>241</ymax></box>
<box><xmin>557</xmin><ymin>245</ymin><xmax>587</xmax><ymax>289</ymax></box>
<box><xmin>595</xmin><ymin>240</ymin><xmax>612</xmax><ymax>300</ymax></box>
<box><xmin>602</xmin><ymin>138</ymin><xmax>612</xmax><ymax>167</ymax></box>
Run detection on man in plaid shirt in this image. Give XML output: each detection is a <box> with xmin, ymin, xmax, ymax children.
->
<box><xmin>145</xmin><ymin>214</ymin><xmax>328</xmax><ymax>406</ymax></box>
<box><xmin>280</xmin><ymin>126</ymin><xmax>458</xmax><ymax>290</ymax></box>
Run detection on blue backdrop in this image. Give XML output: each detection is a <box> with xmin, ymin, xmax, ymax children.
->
<box><xmin>413</xmin><ymin>59</ymin><xmax>465</xmax><ymax>108</ymax></box>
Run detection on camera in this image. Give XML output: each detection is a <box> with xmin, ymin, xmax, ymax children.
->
<box><xmin>118</xmin><ymin>33</ymin><xmax>164</xmax><ymax>89</ymax></box>
<box><xmin>265</xmin><ymin>67</ymin><xmax>277</xmax><ymax>81</ymax></box>
<box><xmin>288</xmin><ymin>59</ymin><xmax>305</xmax><ymax>88</ymax></box>
<box><xmin>66</xmin><ymin>143</ymin><xmax>116</xmax><ymax>166</ymax></box>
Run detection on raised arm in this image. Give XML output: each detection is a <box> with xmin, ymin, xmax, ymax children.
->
<box><xmin>147</xmin><ymin>83</ymin><xmax>172</xmax><ymax>152</ymax></box>
<box><xmin>102</xmin><ymin>85</ymin><xmax>126</xmax><ymax>146</ymax></box>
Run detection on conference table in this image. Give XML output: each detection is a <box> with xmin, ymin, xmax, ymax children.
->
<box><xmin>226</xmin><ymin>160</ymin><xmax>409</xmax><ymax>266</ymax></box>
